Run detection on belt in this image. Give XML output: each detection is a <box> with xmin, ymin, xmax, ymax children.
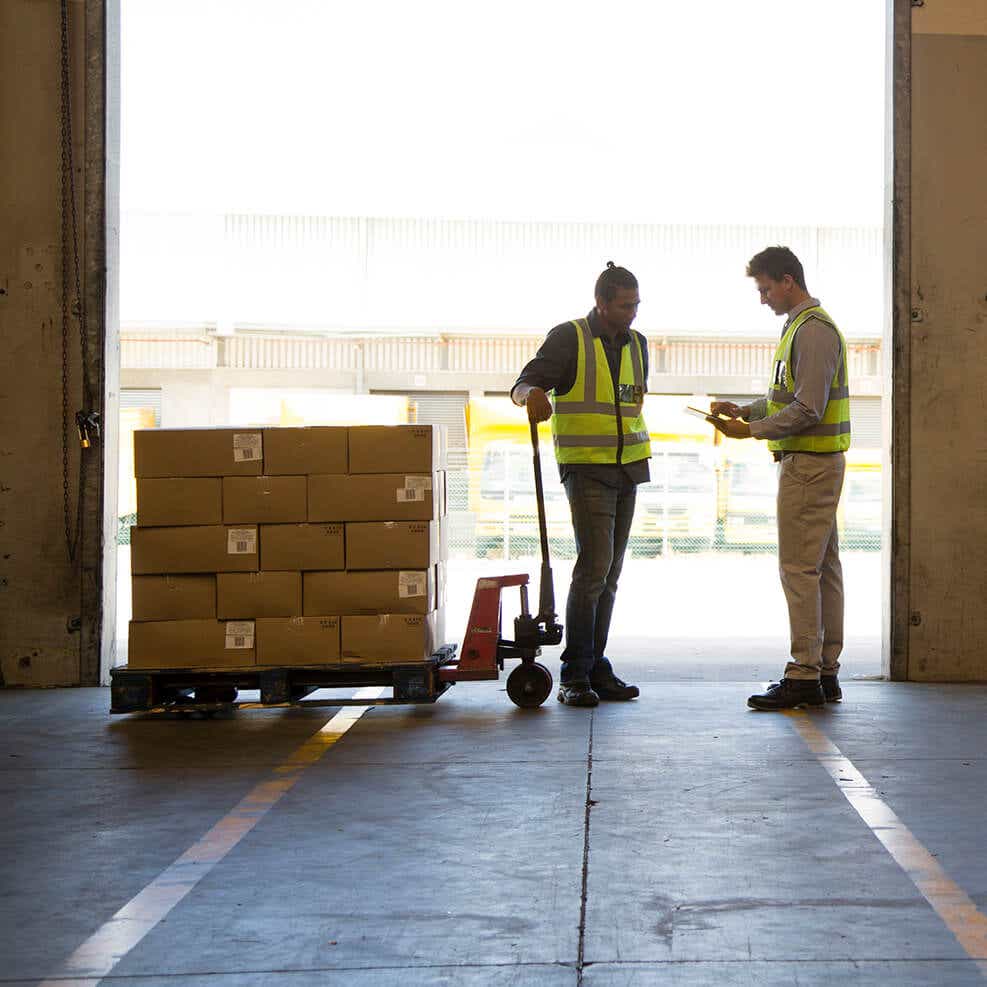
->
<box><xmin>773</xmin><ymin>450</ymin><xmax>844</xmax><ymax>462</ymax></box>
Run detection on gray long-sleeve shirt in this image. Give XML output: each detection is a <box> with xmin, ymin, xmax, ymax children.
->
<box><xmin>745</xmin><ymin>297</ymin><xmax>843</xmax><ymax>441</ymax></box>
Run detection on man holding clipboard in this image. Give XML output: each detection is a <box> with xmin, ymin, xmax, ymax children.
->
<box><xmin>703</xmin><ymin>246</ymin><xmax>851</xmax><ymax>711</ymax></box>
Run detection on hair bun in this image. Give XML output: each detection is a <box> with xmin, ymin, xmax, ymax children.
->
<box><xmin>606</xmin><ymin>261</ymin><xmax>616</xmax><ymax>269</ymax></box>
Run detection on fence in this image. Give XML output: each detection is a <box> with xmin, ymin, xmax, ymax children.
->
<box><xmin>441</xmin><ymin>451</ymin><xmax>881</xmax><ymax>561</ymax></box>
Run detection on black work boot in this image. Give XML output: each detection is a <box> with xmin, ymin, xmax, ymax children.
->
<box><xmin>821</xmin><ymin>675</ymin><xmax>843</xmax><ymax>703</ymax></box>
<box><xmin>747</xmin><ymin>678</ymin><xmax>825</xmax><ymax>711</ymax></box>
<box><xmin>557</xmin><ymin>681</ymin><xmax>600</xmax><ymax>707</ymax></box>
<box><xmin>590</xmin><ymin>673</ymin><xmax>639</xmax><ymax>701</ymax></box>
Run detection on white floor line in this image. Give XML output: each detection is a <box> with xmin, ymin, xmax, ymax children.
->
<box><xmin>787</xmin><ymin>710</ymin><xmax>987</xmax><ymax>978</ymax></box>
<box><xmin>37</xmin><ymin>687</ymin><xmax>385</xmax><ymax>987</ymax></box>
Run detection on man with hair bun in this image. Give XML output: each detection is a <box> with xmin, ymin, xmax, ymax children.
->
<box><xmin>511</xmin><ymin>262</ymin><xmax>649</xmax><ymax>707</ymax></box>
<box><xmin>711</xmin><ymin>246</ymin><xmax>852</xmax><ymax>711</ymax></box>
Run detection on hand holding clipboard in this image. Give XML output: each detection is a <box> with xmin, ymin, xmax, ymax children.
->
<box><xmin>685</xmin><ymin>403</ymin><xmax>753</xmax><ymax>440</ymax></box>
<box><xmin>684</xmin><ymin>406</ymin><xmax>730</xmax><ymax>423</ymax></box>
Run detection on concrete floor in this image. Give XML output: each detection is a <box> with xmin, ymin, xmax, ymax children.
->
<box><xmin>3</xmin><ymin>675</ymin><xmax>987</xmax><ymax>985</ymax></box>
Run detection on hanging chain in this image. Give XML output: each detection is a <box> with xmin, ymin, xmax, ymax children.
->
<box><xmin>59</xmin><ymin>0</ymin><xmax>96</xmax><ymax>563</ymax></box>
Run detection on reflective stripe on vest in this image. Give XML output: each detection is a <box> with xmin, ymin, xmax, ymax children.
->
<box><xmin>766</xmin><ymin>306</ymin><xmax>852</xmax><ymax>453</ymax></box>
<box><xmin>551</xmin><ymin>319</ymin><xmax>651</xmax><ymax>465</ymax></box>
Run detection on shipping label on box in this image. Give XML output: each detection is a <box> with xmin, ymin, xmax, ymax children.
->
<box><xmin>309</xmin><ymin>473</ymin><xmax>439</xmax><ymax>522</ymax></box>
<box><xmin>222</xmin><ymin>476</ymin><xmax>307</xmax><ymax>524</ymax></box>
<box><xmin>131</xmin><ymin>574</ymin><xmax>217</xmax><ymax>622</ymax></box>
<box><xmin>225</xmin><ymin>620</ymin><xmax>256</xmax><ymax>649</ymax></box>
<box><xmin>398</xmin><ymin>570</ymin><xmax>427</xmax><ymax>599</ymax></box>
<box><xmin>136</xmin><ymin>478</ymin><xmax>223</xmax><ymax>527</ymax></box>
<box><xmin>217</xmin><ymin>571</ymin><xmax>303</xmax><ymax>618</ymax></box>
<box><xmin>260</xmin><ymin>523</ymin><xmax>344</xmax><ymax>570</ymax></box>
<box><xmin>134</xmin><ymin>428</ymin><xmax>263</xmax><ymax>478</ymax></box>
<box><xmin>347</xmin><ymin>425</ymin><xmax>447</xmax><ymax>474</ymax></box>
<box><xmin>131</xmin><ymin>525</ymin><xmax>258</xmax><ymax>574</ymax></box>
<box><xmin>303</xmin><ymin>569</ymin><xmax>435</xmax><ymax>616</ymax></box>
<box><xmin>340</xmin><ymin>611</ymin><xmax>438</xmax><ymax>663</ymax></box>
<box><xmin>345</xmin><ymin>520</ymin><xmax>442</xmax><ymax>570</ymax></box>
<box><xmin>233</xmin><ymin>433</ymin><xmax>263</xmax><ymax>463</ymax></box>
<box><xmin>127</xmin><ymin>619</ymin><xmax>256</xmax><ymax>669</ymax></box>
<box><xmin>256</xmin><ymin>616</ymin><xmax>341</xmax><ymax>666</ymax></box>
<box><xmin>228</xmin><ymin>528</ymin><xmax>258</xmax><ymax>555</ymax></box>
<box><xmin>262</xmin><ymin>427</ymin><xmax>348</xmax><ymax>475</ymax></box>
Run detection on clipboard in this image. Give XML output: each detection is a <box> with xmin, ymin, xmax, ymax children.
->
<box><xmin>685</xmin><ymin>406</ymin><xmax>729</xmax><ymax>422</ymax></box>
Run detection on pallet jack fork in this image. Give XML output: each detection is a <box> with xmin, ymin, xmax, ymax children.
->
<box><xmin>440</xmin><ymin>422</ymin><xmax>564</xmax><ymax>707</ymax></box>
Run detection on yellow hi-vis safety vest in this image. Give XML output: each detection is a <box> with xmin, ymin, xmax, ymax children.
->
<box><xmin>766</xmin><ymin>305</ymin><xmax>852</xmax><ymax>453</ymax></box>
<box><xmin>551</xmin><ymin>318</ymin><xmax>651</xmax><ymax>465</ymax></box>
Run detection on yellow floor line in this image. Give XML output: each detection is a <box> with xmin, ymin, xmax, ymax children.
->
<box><xmin>37</xmin><ymin>687</ymin><xmax>386</xmax><ymax>987</ymax></box>
<box><xmin>787</xmin><ymin>710</ymin><xmax>987</xmax><ymax>976</ymax></box>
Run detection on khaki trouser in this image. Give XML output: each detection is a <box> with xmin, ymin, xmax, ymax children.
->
<box><xmin>776</xmin><ymin>451</ymin><xmax>846</xmax><ymax>680</ymax></box>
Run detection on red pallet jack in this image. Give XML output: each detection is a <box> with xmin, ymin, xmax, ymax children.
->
<box><xmin>439</xmin><ymin>421</ymin><xmax>563</xmax><ymax>707</ymax></box>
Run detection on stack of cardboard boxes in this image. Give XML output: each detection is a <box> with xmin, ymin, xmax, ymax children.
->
<box><xmin>129</xmin><ymin>425</ymin><xmax>448</xmax><ymax>671</ymax></box>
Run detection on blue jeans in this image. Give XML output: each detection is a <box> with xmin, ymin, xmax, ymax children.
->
<box><xmin>559</xmin><ymin>472</ymin><xmax>637</xmax><ymax>684</ymax></box>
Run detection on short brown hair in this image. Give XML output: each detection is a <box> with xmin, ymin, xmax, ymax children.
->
<box><xmin>746</xmin><ymin>246</ymin><xmax>807</xmax><ymax>291</ymax></box>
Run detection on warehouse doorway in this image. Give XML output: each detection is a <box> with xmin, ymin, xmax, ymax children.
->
<box><xmin>112</xmin><ymin>0</ymin><xmax>891</xmax><ymax>683</ymax></box>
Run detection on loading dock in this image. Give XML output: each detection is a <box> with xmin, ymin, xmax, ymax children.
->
<box><xmin>5</xmin><ymin>1</ymin><xmax>987</xmax><ymax>984</ymax></box>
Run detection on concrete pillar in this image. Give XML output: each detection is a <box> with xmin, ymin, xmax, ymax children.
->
<box><xmin>0</xmin><ymin>0</ymin><xmax>116</xmax><ymax>686</ymax></box>
<box><xmin>895</xmin><ymin>3</ymin><xmax>987</xmax><ymax>678</ymax></box>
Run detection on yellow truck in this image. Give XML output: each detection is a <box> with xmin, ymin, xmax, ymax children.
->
<box><xmin>631</xmin><ymin>399</ymin><xmax>717</xmax><ymax>555</ymax></box>
<box><xmin>714</xmin><ymin>437</ymin><xmax>882</xmax><ymax>551</ymax></box>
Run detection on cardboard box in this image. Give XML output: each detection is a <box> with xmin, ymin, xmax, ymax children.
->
<box><xmin>222</xmin><ymin>476</ymin><xmax>307</xmax><ymax>524</ymax></box>
<box><xmin>260</xmin><ymin>524</ymin><xmax>344</xmax><ymax>571</ymax></box>
<box><xmin>262</xmin><ymin>427</ymin><xmax>347</xmax><ymax>475</ymax></box>
<box><xmin>132</xmin><ymin>575</ymin><xmax>217</xmax><ymax>621</ymax></box>
<box><xmin>255</xmin><ymin>617</ymin><xmax>341</xmax><ymax>666</ymax></box>
<box><xmin>347</xmin><ymin>425</ymin><xmax>447</xmax><ymax>474</ymax></box>
<box><xmin>308</xmin><ymin>473</ymin><xmax>440</xmax><ymax>522</ymax></box>
<box><xmin>136</xmin><ymin>478</ymin><xmax>223</xmax><ymax>527</ymax></box>
<box><xmin>127</xmin><ymin>619</ymin><xmax>256</xmax><ymax>669</ymax></box>
<box><xmin>134</xmin><ymin>428</ymin><xmax>263</xmax><ymax>478</ymax></box>
<box><xmin>216</xmin><ymin>571</ymin><xmax>303</xmax><ymax>618</ymax></box>
<box><xmin>345</xmin><ymin>521</ymin><xmax>444</xmax><ymax>570</ymax></box>
<box><xmin>341</xmin><ymin>610</ymin><xmax>444</xmax><ymax>663</ymax></box>
<box><xmin>130</xmin><ymin>525</ymin><xmax>259</xmax><ymax>574</ymax></box>
<box><xmin>303</xmin><ymin>569</ymin><xmax>436</xmax><ymax>616</ymax></box>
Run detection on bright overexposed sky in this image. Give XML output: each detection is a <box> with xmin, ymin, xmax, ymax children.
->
<box><xmin>122</xmin><ymin>0</ymin><xmax>887</xmax><ymax>226</ymax></box>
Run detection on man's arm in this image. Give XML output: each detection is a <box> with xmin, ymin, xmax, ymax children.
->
<box><xmin>743</xmin><ymin>397</ymin><xmax>768</xmax><ymax>421</ymax></box>
<box><xmin>748</xmin><ymin>319</ymin><xmax>842</xmax><ymax>441</ymax></box>
<box><xmin>511</xmin><ymin>323</ymin><xmax>577</xmax><ymax>422</ymax></box>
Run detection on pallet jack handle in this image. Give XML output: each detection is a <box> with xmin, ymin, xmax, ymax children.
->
<box><xmin>530</xmin><ymin>421</ymin><xmax>561</xmax><ymax>636</ymax></box>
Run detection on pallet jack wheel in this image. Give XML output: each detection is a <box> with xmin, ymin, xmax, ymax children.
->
<box><xmin>506</xmin><ymin>662</ymin><xmax>553</xmax><ymax>708</ymax></box>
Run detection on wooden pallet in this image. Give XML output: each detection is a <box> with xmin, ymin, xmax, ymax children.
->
<box><xmin>109</xmin><ymin>644</ymin><xmax>458</xmax><ymax>714</ymax></box>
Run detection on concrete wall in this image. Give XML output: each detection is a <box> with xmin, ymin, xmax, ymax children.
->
<box><xmin>0</xmin><ymin>1</ymin><xmax>87</xmax><ymax>685</ymax></box>
<box><xmin>905</xmin><ymin>6</ymin><xmax>987</xmax><ymax>679</ymax></box>
<box><xmin>0</xmin><ymin>0</ymin><xmax>116</xmax><ymax>687</ymax></box>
